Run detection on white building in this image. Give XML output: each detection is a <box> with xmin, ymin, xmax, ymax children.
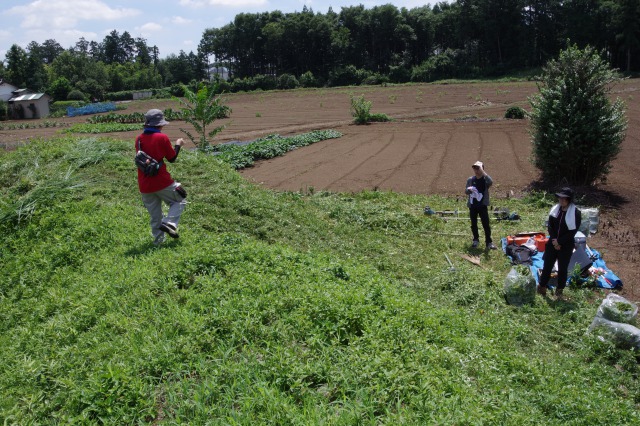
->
<box><xmin>8</xmin><ymin>89</ymin><xmax>52</xmax><ymax>119</ymax></box>
<box><xmin>209</xmin><ymin>66</ymin><xmax>230</xmax><ymax>81</ymax></box>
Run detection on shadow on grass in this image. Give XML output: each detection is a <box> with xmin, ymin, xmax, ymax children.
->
<box><xmin>527</xmin><ymin>180</ymin><xmax>630</xmax><ymax>210</ymax></box>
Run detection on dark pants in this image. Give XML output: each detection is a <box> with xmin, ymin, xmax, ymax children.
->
<box><xmin>469</xmin><ymin>204</ymin><xmax>492</xmax><ymax>244</ymax></box>
<box><xmin>539</xmin><ymin>243</ymin><xmax>574</xmax><ymax>289</ymax></box>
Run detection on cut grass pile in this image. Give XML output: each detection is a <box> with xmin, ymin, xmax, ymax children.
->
<box><xmin>0</xmin><ymin>136</ymin><xmax>638</xmax><ymax>424</ymax></box>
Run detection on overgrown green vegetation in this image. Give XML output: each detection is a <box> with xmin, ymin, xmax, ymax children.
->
<box><xmin>0</xmin><ymin>136</ymin><xmax>638</xmax><ymax>423</ymax></box>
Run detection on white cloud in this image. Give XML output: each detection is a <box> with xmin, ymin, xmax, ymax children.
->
<box><xmin>139</xmin><ymin>23</ymin><xmax>163</xmax><ymax>33</ymax></box>
<box><xmin>172</xmin><ymin>16</ymin><xmax>192</xmax><ymax>25</ymax></box>
<box><xmin>179</xmin><ymin>0</ymin><xmax>268</xmax><ymax>7</ymax></box>
<box><xmin>7</xmin><ymin>0</ymin><xmax>140</xmax><ymax>30</ymax></box>
<box><xmin>0</xmin><ymin>29</ymin><xmax>10</xmax><ymax>42</ymax></box>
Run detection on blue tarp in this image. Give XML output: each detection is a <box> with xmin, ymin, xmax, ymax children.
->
<box><xmin>501</xmin><ymin>237</ymin><xmax>622</xmax><ymax>290</ymax></box>
<box><xmin>67</xmin><ymin>102</ymin><xmax>117</xmax><ymax>117</ymax></box>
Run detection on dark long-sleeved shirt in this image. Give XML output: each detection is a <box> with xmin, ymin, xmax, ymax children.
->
<box><xmin>547</xmin><ymin>206</ymin><xmax>582</xmax><ymax>248</ymax></box>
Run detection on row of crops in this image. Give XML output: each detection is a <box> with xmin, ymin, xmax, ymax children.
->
<box><xmin>214</xmin><ymin>130</ymin><xmax>343</xmax><ymax>169</ymax></box>
<box><xmin>0</xmin><ymin>121</ymin><xmax>68</xmax><ymax>130</ymax></box>
<box><xmin>86</xmin><ymin>108</ymin><xmax>185</xmax><ymax>124</ymax></box>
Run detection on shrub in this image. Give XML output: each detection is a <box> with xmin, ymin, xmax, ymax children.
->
<box><xmin>299</xmin><ymin>71</ymin><xmax>318</xmax><ymax>88</ymax></box>
<box><xmin>361</xmin><ymin>73</ymin><xmax>389</xmax><ymax>86</ymax></box>
<box><xmin>49</xmin><ymin>101</ymin><xmax>86</xmax><ymax>117</ymax></box>
<box><xmin>231</xmin><ymin>77</ymin><xmax>253</xmax><ymax>92</ymax></box>
<box><xmin>151</xmin><ymin>88</ymin><xmax>172</xmax><ymax>99</ymax></box>
<box><xmin>75</xmin><ymin>78</ymin><xmax>105</xmax><ymax>101</ymax></box>
<box><xmin>389</xmin><ymin>65</ymin><xmax>411</xmax><ymax>83</ymax></box>
<box><xmin>215</xmin><ymin>79</ymin><xmax>232</xmax><ymax>94</ymax></box>
<box><xmin>411</xmin><ymin>50</ymin><xmax>457</xmax><ymax>82</ymax></box>
<box><xmin>329</xmin><ymin>65</ymin><xmax>369</xmax><ymax>87</ymax></box>
<box><xmin>169</xmin><ymin>84</ymin><xmax>186</xmax><ymax>97</ymax></box>
<box><xmin>104</xmin><ymin>90</ymin><xmax>133</xmax><ymax>101</ymax></box>
<box><xmin>48</xmin><ymin>77</ymin><xmax>73</xmax><ymax>102</ymax></box>
<box><xmin>67</xmin><ymin>89</ymin><xmax>87</xmax><ymax>101</ymax></box>
<box><xmin>529</xmin><ymin>44</ymin><xmax>628</xmax><ymax>185</ymax></box>
<box><xmin>254</xmin><ymin>74</ymin><xmax>278</xmax><ymax>91</ymax></box>
<box><xmin>369</xmin><ymin>113</ymin><xmax>391</xmax><ymax>122</ymax></box>
<box><xmin>505</xmin><ymin>106</ymin><xmax>526</xmax><ymax>119</ymax></box>
<box><xmin>277</xmin><ymin>73</ymin><xmax>299</xmax><ymax>90</ymax></box>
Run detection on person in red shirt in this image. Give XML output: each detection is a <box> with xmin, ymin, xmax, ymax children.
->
<box><xmin>137</xmin><ymin>109</ymin><xmax>186</xmax><ymax>245</ymax></box>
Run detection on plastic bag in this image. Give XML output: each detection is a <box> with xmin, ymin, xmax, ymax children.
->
<box><xmin>578</xmin><ymin>207</ymin><xmax>600</xmax><ymax>234</ymax></box>
<box><xmin>597</xmin><ymin>293</ymin><xmax>638</xmax><ymax>325</ymax></box>
<box><xmin>504</xmin><ymin>266</ymin><xmax>536</xmax><ymax>306</ymax></box>
<box><xmin>588</xmin><ymin>316</ymin><xmax>640</xmax><ymax>350</ymax></box>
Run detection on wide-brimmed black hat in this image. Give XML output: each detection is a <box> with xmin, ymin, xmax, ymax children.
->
<box><xmin>555</xmin><ymin>187</ymin><xmax>574</xmax><ymax>200</ymax></box>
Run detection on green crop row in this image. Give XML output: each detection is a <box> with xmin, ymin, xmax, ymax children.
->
<box><xmin>64</xmin><ymin>123</ymin><xmax>143</xmax><ymax>133</ymax></box>
<box><xmin>86</xmin><ymin>108</ymin><xmax>184</xmax><ymax>124</ymax></box>
<box><xmin>0</xmin><ymin>121</ymin><xmax>69</xmax><ymax>130</ymax></box>
<box><xmin>215</xmin><ymin>130</ymin><xmax>343</xmax><ymax>169</ymax></box>
<box><xmin>86</xmin><ymin>106</ymin><xmax>230</xmax><ymax>125</ymax></box>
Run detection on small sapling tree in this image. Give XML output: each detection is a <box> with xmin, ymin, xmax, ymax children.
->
<box><xmin>529</xmin><ymin>44</ymin><xmax>627</xmax><ymax>185</ymax></box>
<box><xmin>178</xmin><ymin>84</ymin><xmax>231</xmax><ymax>150</ymax></box>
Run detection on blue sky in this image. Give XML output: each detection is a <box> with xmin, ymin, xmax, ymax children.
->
<box><xmin>0</xmin><ymin>0</ymin><xmax>431</xmax><ymax>60</ymax></box>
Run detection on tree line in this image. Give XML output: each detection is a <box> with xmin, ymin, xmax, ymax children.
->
<box><xmin>201</xmin><ymin>1</ymin><xmax>640</xmax><ymax>83</ymax></box>
<box><xmin>0</xmin><ymin>1</ymin><xmax>638</xmax><ymax>102</ymax></box>
<box><xmin>0</xmin><ymin>30</ymin><xmax>208</xmax><ymax>102</ymax></box>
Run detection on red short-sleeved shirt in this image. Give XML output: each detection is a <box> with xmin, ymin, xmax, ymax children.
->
<box><xmin>136</xmin><ymin>131</ymin><xmax>177</xmax><ymax>193</ymax></box>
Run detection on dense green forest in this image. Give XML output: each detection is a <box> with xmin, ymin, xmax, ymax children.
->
<box><xmin>1</xmin><ymin>1</ymin><xmax>639</xmax><ymax>102</ymax></box>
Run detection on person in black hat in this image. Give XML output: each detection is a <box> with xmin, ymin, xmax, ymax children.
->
<box><xmin>537</xmin><ymin>187</ymin><xmax>582</xmax><ymax>298</ymax></box>
<box><xmin>136</xmin><ymin>109</ymin><xmax>187</xmax><ymax>245</ymax></box>
<box><xmin>465</xmin><ymin>161</ymin><xmax>497</xmax><ymax>250</ymax></box>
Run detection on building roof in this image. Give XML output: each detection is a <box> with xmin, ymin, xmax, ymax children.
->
<box><xmin>9</xmin><ymin>93</ymin><xmax>49</xmax><ymax>102</ymax></box>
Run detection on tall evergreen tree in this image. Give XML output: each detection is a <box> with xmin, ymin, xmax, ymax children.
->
<box><xmin>529</xmin><ymin>44</ymin><xmax>627</xmax><ymax>185</ymax></box>
<box><xmin>5</xmin><ymin>44</ymin><xmax>29</xmax><ymax>87</ymax></box>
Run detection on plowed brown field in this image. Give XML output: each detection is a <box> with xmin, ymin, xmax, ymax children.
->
<box><xmin>2</xmin><ymin>80</ymin><xmax>639</xmax><ymax>299</ymax></box>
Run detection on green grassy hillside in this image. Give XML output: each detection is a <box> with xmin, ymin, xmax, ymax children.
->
<box><xmin>1</xmin><ymin>137</ymin><xmax>638</xmax><ymax>424</ymax></box>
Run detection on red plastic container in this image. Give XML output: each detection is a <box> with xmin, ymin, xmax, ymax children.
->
<box><xmin>506</xmin><ymin>232</ymin><xmax>548</xmax><ymax>252</ymax></box>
